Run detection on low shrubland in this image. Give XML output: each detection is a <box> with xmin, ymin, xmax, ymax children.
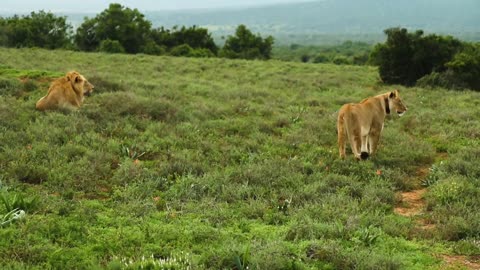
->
<box><xmin>0</xmin><ymin>47</ymin><xmax>479</xmax><ymax>269</ymax></box>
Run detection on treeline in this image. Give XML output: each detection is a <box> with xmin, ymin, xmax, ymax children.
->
<box><xmin>0</xmin><ymin>3</ymin><xmax>273</xmax><ymax>60</ymax></box>
<box><xmin>273</xmin><ymin>41</ymin><xmax>372</xmax><ymax>65</ymax></box>
<box><xmin>371</xmin><ymin>28</ymin><xmax>480</xmax><ymax>91</ymax></box>
<box><xmin>275</xmin><ymin>28</ymin><xmax>480</xmax><ymax>91</ymax></box>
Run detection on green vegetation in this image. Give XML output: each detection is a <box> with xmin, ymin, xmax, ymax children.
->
<box><xmin>273</xmin><ymin>41</ymin><xmax>372</xmax><ymax>65</ymax></box>
<box><xmin>0</xmin><ymin>11</ymin><xmax>72</xmax><ymax>49</ymax></box>
<box><xmin>220</xmin><ymin>24</ymin><xmax>274</xmax><ymax>60</ymax></box>
<box><xmin>371</xmin><ymin>28</ymin><xmax>480</xmax><ymax>90</ymax></box>
<box><xmin>141</xmin><ymin>0</ymin><xmax>480</xmax><ymax>45</ymax></box>
<box><xmin>1</xmin><ymin>47</ymin><xmax>479</xmax><ymax>269</ymax></box>
<box><xmin>0</xmin><ymin>4</ymin><xmax>271</xmax><ymax>60</ymax></box>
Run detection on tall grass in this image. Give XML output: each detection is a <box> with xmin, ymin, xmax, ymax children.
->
<box><xmin>0</xmin><ymin>47</ymin><xmax>479</xmax><ymax>269</ymax></box>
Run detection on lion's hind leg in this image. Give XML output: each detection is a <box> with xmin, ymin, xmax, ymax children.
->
<box><xmin>337</xmin><ymin>113</ymin><xmax>347</xmax><ymax>159</ymax></box>
<box><xmin>345</xmin><ymin>116</ymin><xmax>362</xmax><ymax>160</ymax></box>
<box><xmin>360</xmin><ymin>135</ymin><xmax>369</xmax><ymax>160</ymax></box>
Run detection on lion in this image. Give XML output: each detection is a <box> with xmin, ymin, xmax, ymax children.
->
<box><xmin>337</xmin><ymin>90</ymin><xmax>407</xmax><ymax>160</ymax></box>
<box><xmin>35</xmin><ymin>71</ymin><xmax>94</xmax><ymax>111</ymax></box>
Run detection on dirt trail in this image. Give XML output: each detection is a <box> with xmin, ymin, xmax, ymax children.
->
<box><xmin>393</xmin><ymin>157</ymin><xmax>480</xmax><ymax>270</ymax></box>
<box><xmin>394</xmin><ymin>165</ymin><xmax>430</xmax><ymax>221</ymax></box>
<box><xmin>394</xmin><ymin>188</ymin><xmax>427</xmax><ymax>217</ymax></box>
<box><xmin>439</xmin><ymin>255</ymin><xmax>480</xmax><ymax>270</ymax></box>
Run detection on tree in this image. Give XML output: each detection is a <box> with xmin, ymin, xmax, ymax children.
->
<box><xmin>370</xmin><ymin>28</ymin><xmax>463</xmax><ymax>86</ymax></box>
<box><xmin>445</xmin><ymin>44</ymin><xmax>480</xmax><ymax>90</ymax></box>
<box><xmin>0</xmin><ymin>11</ymin><xmax>72</xmax><ymax>49</ymax></box>
<box><xmin>150</xmin><ymin>25</ymin><xmax>218</xmax><ymax>55</ymax></box>
<box><xmin>75</xmin><ymin>3</ymin><xmax>152</xmax><ymax>53</ymax></box>
<box><xmin>370</xmin><ymin>28</ymin><xmax>417</xmax><ymax>85</ymax></box>
<box><xmin>220</xmin><ymin>25</ymin><xmax>274</xmax><ymax>60</ymax></box>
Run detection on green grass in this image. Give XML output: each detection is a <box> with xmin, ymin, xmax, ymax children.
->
<box><xmin>0</xmin><ymin>47</ymin><xmax>479</xmax><ymax>269</ymax></box>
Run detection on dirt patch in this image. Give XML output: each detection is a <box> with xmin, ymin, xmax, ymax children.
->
<box><xmin>394</xmin><ymin>153</ymin><xmax>479</xmax><ymax>269</ymax></box>
<box><xmin>439</xmin><ymin>255</ymin><xmax>480</xmax><ymax>270</ymax></box>
<box><xmin>394</xmin><ymin>188</ymin><xmax>427</xmax><ymax>217</ymax></box>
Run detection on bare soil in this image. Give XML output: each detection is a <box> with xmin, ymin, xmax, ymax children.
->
<box><xmin>394</xmin><ymin>154</ymin><xmax>479</xmax><ymax>270</ymax></box>
<box><xmin>394</xmin><ymin>188</ymin><xmax>427</xmax><ymax>217</ymax></box>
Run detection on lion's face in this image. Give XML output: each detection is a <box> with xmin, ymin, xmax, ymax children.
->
<box><xmin>389</xmin><ymin>90</ymin><xmax>407</xmax><ymax>116</ymax></box>
<box><xmin>83</xmin><ymin>79</ymin><xmax>94</xmax><ymax>96</ymax></box>
<box><xmin>67</xmin><ymin>71</ymin><xmax>94</xmax><ymax>96</ymax></box>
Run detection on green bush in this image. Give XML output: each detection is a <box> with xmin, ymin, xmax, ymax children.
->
<box><xmin>141</xmin><ymin>41</ymin><xmax>165</xmax><ymax>55</ymax></box>
<box><xmin>98</xmin><ymin>39</ymin><xmax>125</xmax><ymax>54</ymax></box>
<box><xmin>75</xmin><ymin>3</ymin><xmax>152</xmax><ymax>53</ymax></box>
<box><xmin>0</xmin><ymin>78</ymin><xmax>21</xmax><ymax>96</ymax></box>
<box><xmin>221</xmin><ymin>24</ymin><xmax>274</xmax><ymax>60</ymax></box>
<box><xmin>445</xmin><ymin>44</ymin><xmax>480</xmax><ymax>91</ymax></box>
<box><xmin>371</xmin><ymin>28</ymin><xmax>463</xmax><ymax>86</ymax></box>
<box><xmin>0</xmin><ymin>11</ymin><xmax>72</xmax><ymax>49</ymax></box>
<box><xmin>416</xmin><ymin>70</ymin><xmax>468</xmax><ymax>90</ymax></box>
<box><xmin>169</xmin><ymin>44</ymin><xmax>193</xmax><ymax>57</ymax></box>
<box><xmin>332</xmin><ymin>55</ymin><xmax>350</xmax><ymax>65</ymax></box>
<box><xmin>313</xmin><ymin>54</ymin><xmax>329</xmax><ymax>63</ymax></box>
<box><xmin>190</xmin><ymin>48</ymin><xmax>215</xmax><ymax>58</ymax></box>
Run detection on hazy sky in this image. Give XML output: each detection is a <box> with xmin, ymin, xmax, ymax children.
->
<box><xmin>0</xmin><ymin>0</ymin><xmax>311</xmax><ymax>13</ymax></box>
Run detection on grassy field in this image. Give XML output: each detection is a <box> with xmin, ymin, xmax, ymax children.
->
<box><xmin>0</xmin><ymin>47</ymin><xmax>479</xmax><ymax>269</ymax></box>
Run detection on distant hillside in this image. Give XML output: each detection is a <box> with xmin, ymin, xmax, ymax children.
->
<box><xmin>145</xmin><ymin>0</ymin><xmax>479</xmax><ymax>33</ymax></box>
<box><xmin>143</xmin><ymin>0</ymin><xmax>480</xmax><ymax>44</ymax></box>
<box><xmin>2</xmin><ymin>0</ymin><xmax>479</xmax><ymax>45</ymax></box>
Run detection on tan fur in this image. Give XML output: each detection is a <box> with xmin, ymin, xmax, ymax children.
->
<box><xmin>337</xmin><ymin>90</ymin><xmax>407</xmax><ymax>160</ymax></box>
<box><xmin>35</xmin><ymin>71</ymin><xmax>94</xmax><ymax>111</ymax></box>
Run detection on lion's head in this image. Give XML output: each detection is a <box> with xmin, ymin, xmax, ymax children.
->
<box><xmin>388</xmin><ymin>90</ymin><xmax>407</xmax><ymax>116</ymax></box>
<box><xmin>67</xmin><ymin>71</ymin><xmax>94</xmax><ymax>96</ymax></box>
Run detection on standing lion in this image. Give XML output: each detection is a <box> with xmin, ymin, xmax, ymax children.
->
<box><xmin>35</xmin><ymin>71</ymin><xmax>94</xmax><ymax>111</ymax></box>
<box><xmin>337</xmin><ymin>90</ymin><xmax>407</xmax><ymax>160</ymax></box>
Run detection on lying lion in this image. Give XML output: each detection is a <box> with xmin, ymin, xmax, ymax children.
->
<box><xmin>337</xmin><ymin>90</ymin><xmax>407</xmax><ymax>160</ymax></box>
<box><xmin>35</xmin><ymin>71</ymin><xmax>94</xmax><ymax>111</ymax></box>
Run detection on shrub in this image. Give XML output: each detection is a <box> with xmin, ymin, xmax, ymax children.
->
<box><xmin>169</xmin><ymin>44</ymin><xmax>193</xmax><ymax>57</ymax></box>
<box><xmin>453</xmin><ymin>238</ymin><xmax>480</xmax><ymax>256</ymax></box>
<box><xmin>75</xmin><ymin>3</ymin><xmax>152</xmax><ymax>53</ymax></box>
<box><xmin>416</xmin><ymin>70</ymin><xmax>468</xmax><ymax>90</ymax></box>
<box><xmin>141</xmin><ymin>40</ymin><xmax>165</xmax><ymax>55</ymax></box>
<box><xmin>371</xmin><ymin>28</ymin><xmax>463</xmax><ymax>86</ymax></box>
<box><xmin>0</xmin><ymin>11</ymin><xmax>72</xmax><ymax>49</ymax></box>
<box><xmin>98</xmin><ymin>39</ymin><xmax>125</xmax><ymax>54</ymax></box>
<box><xmin>332</xmin><ymin>55</ymin><xmax>350</xmax><ymax>65</ymax></box>
<box><xmin>221</xmin><ymin>24</ymin><xmax>274</xmax><ymax>60</ymax></box>
<box><xmin>313</xmin><ymin>54</ymin><xmax>329</xmax><ymax>63</ymax></box>
<box><xmin>300</xmin><ymin>54</ymin><xmax>310</xmax><ymax>63</ymax></box>
<box><xmin>0</xmin><ymin>78</ymin><xmax>21</xmax><ymax>96</ymax></box>
<box><xmin>190</xmin><ymin>48</ymin><xmax>215</xmax><ymax>58</ymax></box>
<box><xmin>445</xmin><ymin>44</ymin><xmax>480</xmax><ymax>91</ymax></box>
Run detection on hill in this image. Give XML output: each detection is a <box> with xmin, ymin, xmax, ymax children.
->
<box><xmin>143</xmin><ymin>0</ymin><xmax>480</xmax><ymax>44</ymax></box>
<box><xmin>2</xmin><ymin>0</ymin><xmax>479</xmax><ymax>45</ymax></box>
<box><xmin>0</xmin><ymin>48</ymin><xmax>479</xmax><ymax>269</ymax></box>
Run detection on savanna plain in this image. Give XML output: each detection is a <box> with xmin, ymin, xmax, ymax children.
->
<box><xmin>0</xmin><ymin>47</ymin><xmax>479</xmax><ymax>269</ymax></box>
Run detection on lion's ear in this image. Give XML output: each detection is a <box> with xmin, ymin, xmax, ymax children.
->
<box><xmin>389</xmin><ymin>91</ymin><xmax>396</xmax><ymax>98</ymax></box>
<box><xmin>66</xmin><ymin>72</ymin><xmax>76</xmax><ymax>82</ymax></box>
